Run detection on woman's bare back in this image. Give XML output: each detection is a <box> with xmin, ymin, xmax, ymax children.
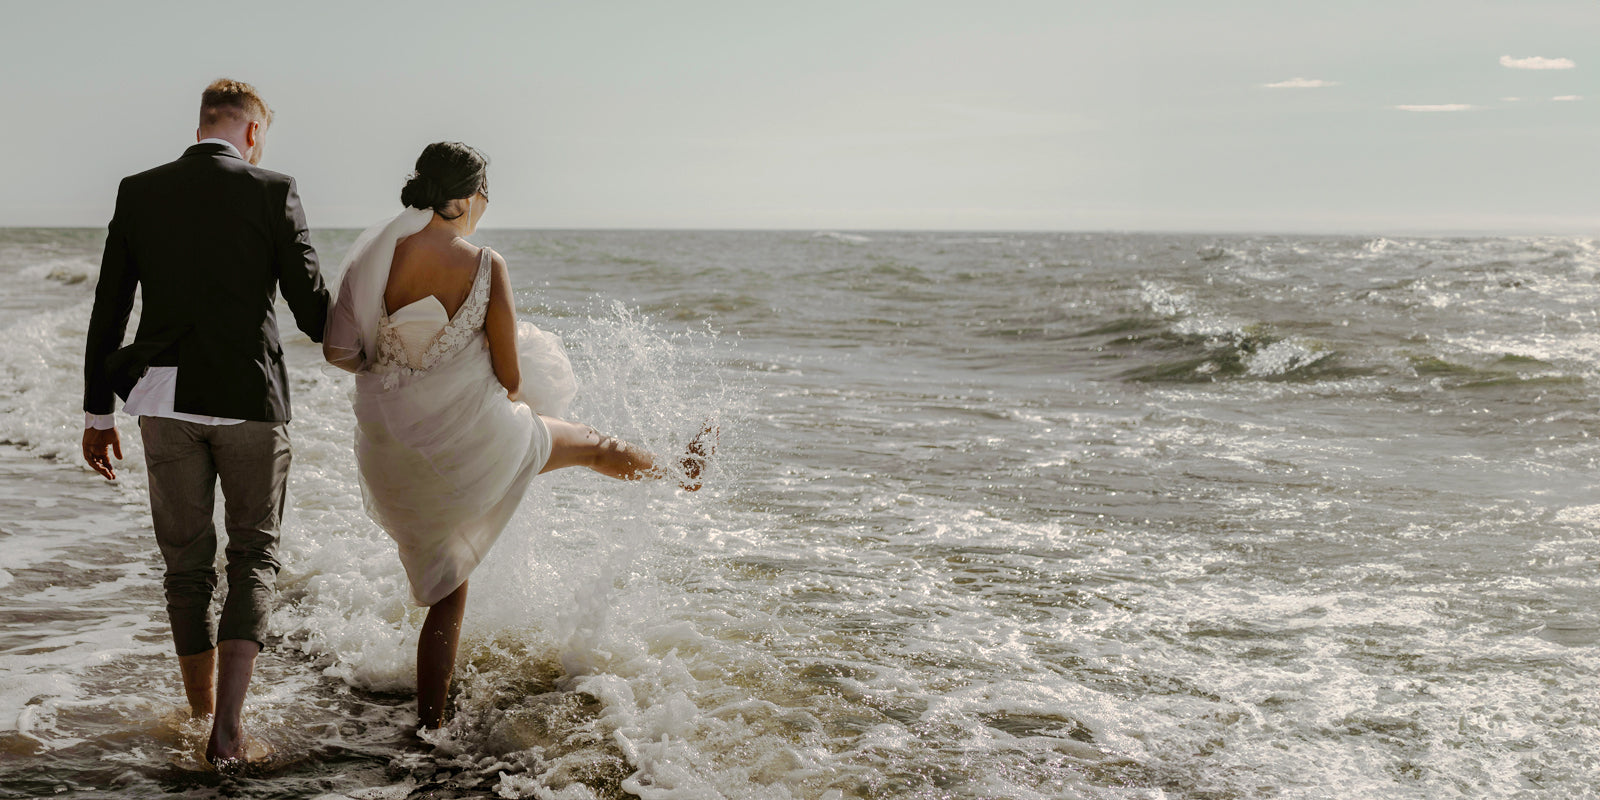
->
<box><xmin>385</xmin><ymin>231</ymin><xmax>482</xmax><ymax>317</ymax></box>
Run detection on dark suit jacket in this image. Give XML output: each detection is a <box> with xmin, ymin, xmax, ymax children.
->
<box><xmin>83</xmin><ymin>143</ymin><xmax>330</xmax><ymax>422</ymax></box>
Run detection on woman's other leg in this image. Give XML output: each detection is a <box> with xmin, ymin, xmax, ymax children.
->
<box><xmin>417</xmin><ymin>580</ymin><xmax>468</xmax><ymax>729</ymax></box>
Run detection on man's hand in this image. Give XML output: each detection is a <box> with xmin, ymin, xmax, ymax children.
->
<box><xmin>82</xmin><ymin>427</ymin><xmax>122</xmax><ymax>480</ymax></box>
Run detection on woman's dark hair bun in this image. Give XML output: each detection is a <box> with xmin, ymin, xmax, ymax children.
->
<box><xmin>399</xmin><ymin>172</ymin><xmax>443</xmax><ymax>210</ymax></box>
<box><xmin>400</xmin><ymin>141</ymin><xmax>489</xmax><ymax>219</ymax></box>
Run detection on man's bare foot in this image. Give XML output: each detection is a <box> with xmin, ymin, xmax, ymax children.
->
<box><xmin>679</xmin><ymin>422</ymin><xmax>718</xmax><ymax>491</ymax></box>
<box><xmin>203</xmin><ymin>726</ymin><xmax>273</xmax><ymax>773</ymax></box>
<box><xmin>205</xmin><ymin>721</ymin><xmax>245</xmax><ymax>768</ymax></box>
<box><xmin>206</xmin><ymin>639</ymin><xmax>259</xmax><ymax>769</ymax></box>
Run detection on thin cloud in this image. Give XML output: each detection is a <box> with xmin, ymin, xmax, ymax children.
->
<box><xmin>1500</xmin><ymin>55</ymin><xmax>1576</xmax><ymax>70</ymax></box>
<box><xmin>1394</xmin><ymin>104</ymin><xmax>1475</xmax><ymax>112</ymax></box>
<box><xmin>1501</xmin><ymin>97</ymin><xmax>1521</xmax><ymax>102</ymax></box>
<box><xmin>1263</xmin><ymin>77</ymin><xmax>1338</xmax><ymax>89</ymax></box>
<box><xmin>1553</xmin><ymin>95</ymin><xmax>1583</xmax><ymax>102</ymax></box>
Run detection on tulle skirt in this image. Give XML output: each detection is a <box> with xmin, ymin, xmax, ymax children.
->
<box><xmin>353</xmin><ymin>324</ymin><xmax>575</xmax><ymax>605</ymax></box>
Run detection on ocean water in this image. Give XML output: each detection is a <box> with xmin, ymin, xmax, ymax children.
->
<box><xmin>2</xmin><ymin>227</ymin><xmax>1600</xmax><ymax>799</ymax></box>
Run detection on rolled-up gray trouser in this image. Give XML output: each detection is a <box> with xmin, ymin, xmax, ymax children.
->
<box><xmin>139</xmin><ymin>417</ymin><xmax>290</xmax><ymax>657</ymax></box>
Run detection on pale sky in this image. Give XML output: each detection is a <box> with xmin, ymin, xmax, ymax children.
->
<box><xmin>2</xmin><ymin>0</ymin><xmax>1594</xmax><ymax>233</ymax></box>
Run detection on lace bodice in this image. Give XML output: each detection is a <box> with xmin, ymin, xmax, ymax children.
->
<box><xmin>373</xmin><ymin>247</ymin><xmax>492</xmax><ymax>385</ymax></box>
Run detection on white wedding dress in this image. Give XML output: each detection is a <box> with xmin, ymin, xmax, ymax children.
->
<box><xmin>325</xmin><ymin>209</ymin><xmax>576</xmax><ymax>605</ymax></box>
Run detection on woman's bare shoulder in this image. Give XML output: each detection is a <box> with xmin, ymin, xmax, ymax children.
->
<box><xmin>393</xmin><ymin>232</ymin><xmax>480</xmax><ymax>273</ymax></box>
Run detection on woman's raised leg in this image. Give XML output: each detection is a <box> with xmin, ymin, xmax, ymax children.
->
<box><xmin>539</xmin><ymin>417</ymin><xmax>714</xmax><ymax>490</ymax></box>
<box><xmin>417</xmin><ymin>580</ymin><xmax>468</xmax><ymax>729</ymax></box>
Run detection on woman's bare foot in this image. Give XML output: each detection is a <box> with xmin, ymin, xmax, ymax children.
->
<box><xmin>679</xmin><ymin>422</ymin><xmax>718</xmax><ymax>491</ymax></box>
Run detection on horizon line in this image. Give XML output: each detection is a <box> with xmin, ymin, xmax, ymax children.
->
<box><xmin>2</xmin><ymin>224</ymin><xmax>1595</xmax><ymax>240</ymax></box>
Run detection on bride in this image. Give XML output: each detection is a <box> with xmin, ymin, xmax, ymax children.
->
<box><xmin>324</xmin><ymin>142</ymin><xmax>710</xmax><ymax>728</ymax></box>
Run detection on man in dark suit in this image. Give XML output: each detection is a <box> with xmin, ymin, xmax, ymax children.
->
<box><xmin>81</xmin><ymin>78</ymin><xmax>329</xmax><ymax>766</ymax></box>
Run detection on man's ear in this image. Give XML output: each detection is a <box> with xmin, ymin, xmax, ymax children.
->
<box><xmin>245</xmin><ymin>121</ymin><xmax>259</xmax><ymax>148</ymax></box>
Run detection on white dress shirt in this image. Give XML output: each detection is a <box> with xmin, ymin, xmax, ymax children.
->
<box><xmin>84</xmin><ymin>138</ymin><xmax>249</xmax><ymax>431</ymax></box>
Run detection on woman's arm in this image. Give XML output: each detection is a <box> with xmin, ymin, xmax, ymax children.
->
<box><xmin>322</xmin><ymin>270</ymin><xmax>363</xmax><ymax>373</ymax></box>
<box><xmin>484</xmin><ymin>250</ymin><xmax>522</xmax><ymax>399</ymax></box>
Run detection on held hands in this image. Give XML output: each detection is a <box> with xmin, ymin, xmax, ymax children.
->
<box><xmin>82</xmin><ymin>427</ymin><xmax>122</xmax><ymax>480</ymax></box>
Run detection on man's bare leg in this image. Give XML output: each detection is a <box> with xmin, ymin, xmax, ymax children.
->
<box><xmin>205</xmin><ymin>639</ymin><xmax>259</xmax><ymax>765</ymax></box>
<box><xmin>417</xmin><ymin>581</ymin><xmax>468</xmax><ymax>729</ymax></box>
<box><xmin>178</xmin><ymin>649</ymin><xmax>216</xmax><ymax>718</ymax></box>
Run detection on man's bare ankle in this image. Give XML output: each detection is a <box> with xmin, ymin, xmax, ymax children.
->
<box><xmin>178</xmin><ymin>649</ymin><xmax>217</xmax><ymax>719</ymax></box>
